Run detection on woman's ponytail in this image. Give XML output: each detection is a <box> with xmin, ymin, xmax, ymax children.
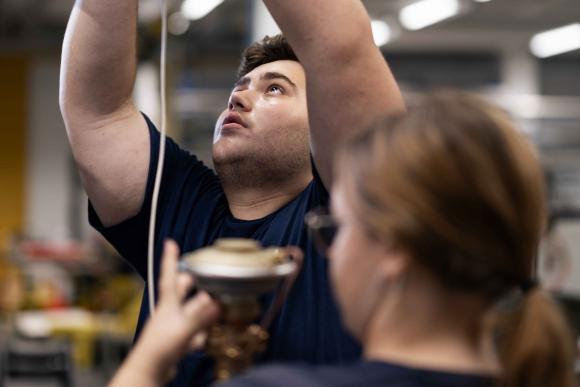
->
<box><xmin>495</xmin><ymin>288</ymin><xmax>575</xmax><ymax>387</ymax></box>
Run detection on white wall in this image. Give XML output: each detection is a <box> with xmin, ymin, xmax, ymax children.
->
<box><xmin>25</xmin><ymin>57</ymin><xmax>73</xmax><ymax>242</ymax></box>
<box><xmin>23</xmin><ymin>58</ymin><xmax>162</xmax><ymax>242</ymax></box>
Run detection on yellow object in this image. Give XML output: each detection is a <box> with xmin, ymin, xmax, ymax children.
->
<box><xmin>52</xmin><ymin>320</ymin><xmax>100</xmax><ymax>368</ymax></box>
<box><xmin>51</xmin><ymin>278</ymin><xmax>141</xmax><ymax>367</ymax></box>
<box><xmin>0</xmin><ymin>263</ymin><xmax>24</xmax><ymax>314</ymax></box>
<box><xmin>0</xmin><ymin>56</ymin><xmax>27</xmax><ymax>251</ymax></box>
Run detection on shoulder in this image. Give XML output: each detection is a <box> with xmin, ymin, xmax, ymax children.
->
<box><xmin>222</xmin><ymin>361</ymin><xmax>495</xmax><ymax>387</ymax></box>
<box><xmin>220</xmin><ymin>364</ymin><xmax>327</xmax><ymax>387</ymax></box>
<box><xmin>144</xmin><ymin>113</ymin><xmax>220</xmax><ymax>193</ymax></box>
<box><xmin>219</xmin><ymin>362</ymin><xmax>397</xmax><ymax>387</ymax></box>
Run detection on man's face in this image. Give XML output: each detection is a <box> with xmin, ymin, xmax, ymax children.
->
<box><xmin>212</xmin><ymin>60</ymin><xmax>310</xmax><ymax>171</ymax></box>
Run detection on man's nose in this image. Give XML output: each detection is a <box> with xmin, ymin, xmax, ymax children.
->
<box><xmin>228</xmin><ymin>91</ymin><xmax>252</xmax><ymax>112</ymax></box>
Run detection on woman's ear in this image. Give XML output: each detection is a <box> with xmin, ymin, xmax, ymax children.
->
<box><xmin>378</xmin><ymin>248</ymin><xmax>410</xmax><ymax>283</ymax></box>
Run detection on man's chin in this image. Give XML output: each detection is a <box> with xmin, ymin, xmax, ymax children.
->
<box><xmin>214</xmin><ymin>132</ymin><xmax>256</xmax><ymax>155</ymax></box>
<box><xmin>212</xmin><ymin>150</ymin><xmax>246</xmax><ymax>169</ymax></box>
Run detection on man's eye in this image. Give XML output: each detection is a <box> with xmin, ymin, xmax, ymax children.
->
<box><xmin>267</xmin><ymin>85</ymin><xmax>284</xmax><ymax>94</ymax></box>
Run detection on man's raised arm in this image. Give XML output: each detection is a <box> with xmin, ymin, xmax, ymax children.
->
<box><xmin>262</xmin><ymin>0</ymin><xmax>405</xmax><ymax>188</ymax></box>
<box><xmin>59</xmin><ymin>0</ymin><xmax>150</xmax><ymax>227</ymax></box>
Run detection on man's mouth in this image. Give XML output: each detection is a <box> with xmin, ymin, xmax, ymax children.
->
<box><xmin>221</xmin><ymin>112</ymin><xmax>247</xmax><ymax>130</ymax></box>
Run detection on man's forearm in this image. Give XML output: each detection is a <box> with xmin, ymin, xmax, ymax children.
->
<box><xmin>60</xmin><ymin>0</ymin><xmax>139</xmax><ymax>124</ymax></box>
<box><xmin>262</xmin><ymin>0</ymin><xmax>374</xmax><ymax>69</ymax></box>
<box><xmin>262</xmin><ymin>0</ymin><xmax>404</xmax><ymax>188</ymax></box>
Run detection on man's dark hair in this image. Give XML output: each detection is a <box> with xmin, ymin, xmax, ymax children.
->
<box><xmin>236</xmin><ymin>34</ymin><xmax>299</xmax><ymax>79</ymax></box>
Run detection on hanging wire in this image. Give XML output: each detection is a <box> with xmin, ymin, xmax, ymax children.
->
<box><xmin>147</xmin><ymin>0</ymin><xmax>169</xmax><ymax>313</ymax></box>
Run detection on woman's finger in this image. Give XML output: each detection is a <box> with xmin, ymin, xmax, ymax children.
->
<box><xmin>183</xmin><ymin>292</ymin><xmax>221</xmax><ymax>332</ymax></box>
<box><xmin>176</xmin><ymin>273</ymin><xmax>195</xmax><ymax>301</ymax></box>
<box><xmin>189</xmin><ymin>331</ymin><xmax>208</xmax><ymax>351</ymax></box>
<box><xmin>159</xmin><ymin>239</ymin><xmax>180</xmax><ymax>304</ymax></box>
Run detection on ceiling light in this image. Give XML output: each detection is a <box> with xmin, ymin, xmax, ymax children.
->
<box><xmin>371</xmin><ymin>20</ymin><xmax>392</xmax><ymax>47</ymax></box>
<box><xmin>168</xmin><ymin>12</ymin><xmax>190</xmax><ymax>35</ymax></box>
<box><xmin>181</xmin><ymin>0</ymin><xmax>224</xmax><ymax>21</ymax></box>
<box><xmin>252</xmin><ymin>0</ymin><xmax>281</xmax><ymax>42</ymax></box>
<box><xmin>399</xmin><ymin>0</ymin><xmax>460</xmax><ymax>31</ymax></box>
<box><xmin>530</xmin><ymin>23</ymin><xmax>580</xmax><ymax>58</ymax></box>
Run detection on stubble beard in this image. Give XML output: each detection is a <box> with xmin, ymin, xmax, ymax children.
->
<box><xmin>213</xmin><ymin>144</ymin><xmax>311</xmax><ymax>193</ymax></box>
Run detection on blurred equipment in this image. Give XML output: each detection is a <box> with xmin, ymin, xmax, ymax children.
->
<box><xmin>539</xmin><ymin>209</ymin><xmax>580</xmax><ymax>296</ymax></box>
<box><xmin>0</xmin><ymin>337</ymin><xmax>73</xmax><ymax>387</ymax></box>
<box><xmin>181</xmin><ymin>239</ymin><xmax>302</xmax><ymax>380</ymax></box>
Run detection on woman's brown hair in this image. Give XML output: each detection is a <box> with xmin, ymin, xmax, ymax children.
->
<box><xmin>338</xmin><ymin>91</ymin><xmax>575</xmax><ymax>387</ymax></box>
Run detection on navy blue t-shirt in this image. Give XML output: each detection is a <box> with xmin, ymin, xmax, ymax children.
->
<box><xmin>221</xmin><ymin>360</ymin><xmax>495</xmax><ymax>387</ymax></box>
<box><xmin>89</xmin><ymin>115</ymin><xmax>361</xmax><ymax>386</ymax></box>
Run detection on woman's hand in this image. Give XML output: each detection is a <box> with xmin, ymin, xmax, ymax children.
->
<box><xmin>109</xmin><ymin>240</ymin><xmax>220</xmax><ymax>387</ymax></box>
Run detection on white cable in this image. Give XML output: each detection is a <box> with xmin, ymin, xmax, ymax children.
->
<box><xmin>147</xmin><ymin>0</ymin><xmax>169</xmax><ymax>314</ymax></box>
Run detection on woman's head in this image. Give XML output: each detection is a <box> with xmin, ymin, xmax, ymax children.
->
<box><xmin>329</xmin><ymin>90</ymin><xmax>574</xmax><ymax>387</ymax></box>
<box><xmin>333</xmin><ymin>91</ymin><xmax>545</xmax><ymax>301</ymax></box>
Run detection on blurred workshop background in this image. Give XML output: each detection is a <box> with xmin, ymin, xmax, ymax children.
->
<box><xmin>1</xmin><ymin>0</ymin><xmax>580</xmax><ymax>385</ymax></box>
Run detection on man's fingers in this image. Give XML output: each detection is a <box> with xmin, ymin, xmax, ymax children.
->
<box><xmin>159</xmin><ymin>239</ymin><xmax>180</xmax><ymax>302</ymax></box>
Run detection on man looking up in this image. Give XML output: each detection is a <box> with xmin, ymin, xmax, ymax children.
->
<box><xmin>59</xmin><ymin>0</ymin><xmax>404</xmax><ymax>386</ymax></box>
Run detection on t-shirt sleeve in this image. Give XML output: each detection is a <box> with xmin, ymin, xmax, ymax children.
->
<box><xmin>88</xmin><ymin>113</ymin><xmax>220</xmax><ymax>277</ymax></box>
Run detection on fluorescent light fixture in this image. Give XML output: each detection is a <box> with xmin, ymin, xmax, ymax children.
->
<box><xmin>399</xmin><ymin>0</ymin><xmax>460</xmax><ymax>31</ymax></box>
<box><xmin>168</xmin><ymin>12</ymin><xmax>191</xmax><ymax>35</ymax></box>
<box><xmin>181</xmin><ymin>0</ymin><xmax>224</xmax><ymax>21</ymax></box>
<box><xmin>530</xmin><ymin>23</ymin><xmax>580</xmax><ymax>58</ymax></box>
<box><xmin>252</xmin><ymin>0</ymin><xmax>281</xmax><ymax>42</ymax></box>
<box><xmin>473</xmin><ymin>0</ymin><xmax>492</xmax><ymax>2</ymax></box>
<box><xmin>139</xmin><ymin>0</ymin><xmax>162</xmax><ymax>23</ymax></box>
<box><xmin>371</xmin><ymin>20</ymin><xmax>392</xmax><ymax>47</ymax></box>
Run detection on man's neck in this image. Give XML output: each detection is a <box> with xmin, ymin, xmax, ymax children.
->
<box><xmin>223</xmin><ymin>173</ymin><xmax>313</xmax><ymax>220</ymax></box>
